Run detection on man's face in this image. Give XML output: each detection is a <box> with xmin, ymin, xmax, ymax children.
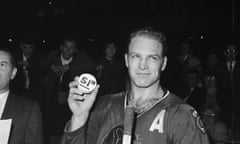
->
<box><xmin>125</xmin><ymin>36</ymin><xmax>167</xmax><ymax>88</ymax></box>
<box><xmin>224</xmin><ymin>45</ymin><xmax>238</xmax><ymax>61</ymax></box>
<box><xmin>0</xmin><ymin>51</ymin><xmax>17</xmax><ymax>92</ymax></box>
<box><xmin>105</xmin><ymin>44</ymin><xmax>116</xmax><ymax>58</ymax></box>
<box><xmin>61</xmin><ymin>40</ymin><xmax>77</xmax><ymax>60</ymax></box>
<box><xmin>20</xmin><ymin>43</ymin><xmax>34</xmax><ymax>58</ymax></box>
<box><xmin>180</xmin><ymin>43</ymin><xmax>191</xmax><ymax>55</ymax></box>
<box><xmin>207</xmin><ymin>53</ymin><xmax>219</xmax><ymax>67</ymax></box>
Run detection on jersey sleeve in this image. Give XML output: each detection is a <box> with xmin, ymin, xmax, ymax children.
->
<box><xmin>61</xmin><ymin>108</ymin><xmax>105</xmax><ymax>144</ymax></box>
<box><xmin>61</xmin><ymin>96</ymin><xmax>110</xmax><ymax>144</ymax></box>
<box><xmin>168</xmin><ymin>104</ymin><xmax>210</xmax><ymax>144</ymax></box>
<box><xmin>60</xmin><ymin>121</ymin><xmax>87</xmax><ymax>144</ymax></box>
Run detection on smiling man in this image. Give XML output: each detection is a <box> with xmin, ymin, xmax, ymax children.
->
<box><xmin>61</xmin><ymin>28</ymin><xmax>209</xmax><ymax>144</ymax></box>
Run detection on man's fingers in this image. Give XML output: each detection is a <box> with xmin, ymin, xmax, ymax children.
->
<box><xmin>69</xmin><ymin>88</ymin><xmax>84</xmax><ymax>96</ymax></box>
<box><xmin>69</xmin><ymin>92</ymin><xmax>85</xmax><ymax>102</ymax></box>
<box><xmin>69</xmin><ymin>80</ymin><xmax>79</xmax><ymax>88</ymax></box>
<box><xmin>74</xmin><ymin>76</ymin><xmax>80</xmax><ymax>81</ymax></box>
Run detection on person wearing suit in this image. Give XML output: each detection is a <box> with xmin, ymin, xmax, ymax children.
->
<box><xmin>217</xmin><ymin>43</ymin><xmax>240</xmax><ymax>139</ymax></box>
<box><xmin>175</xmin><ymin>41</ymin><xmax>202</xmax><ymax>96</ymax></box>
<box><xmin>0</xmin><ymin>46</ymin><xmax>43</xmax><ymax>144</ymax></box>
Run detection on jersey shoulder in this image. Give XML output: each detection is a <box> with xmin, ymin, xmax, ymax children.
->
<box><xmin>92</xmin><ymin>92</ymin><xmax>125</xmax><ymax>113</ymax></box>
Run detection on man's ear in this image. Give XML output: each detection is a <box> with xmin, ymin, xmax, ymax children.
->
<box><xmin>160</xmin><ymin>56</ymin><xmax>167</xmax><ymax>71</ymax></box>
<box><xmin>124</xmin><ymin>54</ymin><xmax>129</xmax><ymax>68</ymax></box>
<box><xmin>11</xmin><ymin>67</ymin><xmax>17</xmax><ymax>80</ymax></box>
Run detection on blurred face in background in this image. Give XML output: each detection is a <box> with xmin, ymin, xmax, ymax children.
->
<box><xmin>204</xmin><ymin>75</ymin><xmax>216</xmax><ymax>90</ymax></box>
<box><xmin>61</xmin><ymin>40</ymin><xmax>77</xmax><ymax>60</ymax></box>
<box><xmin>224</xmin><ymin>44</ymin><xmax>238</xmax><ymax>62</ymax></box>
<box><xmin>187</xmin><ymin>72</ymin><xmax>199</xmax><ymax>88</ymax></box>
<box><xmin>180</xmin><ymin>43</ymin><xmax>191</xmax><ymax>56</ymax></box>
<box><xmin>20</xmin><ymin>43</ymin><xmax>35</xmax><ymax>58</ymax></box>
<box><xmin>105</xmin><ymin>43</ymin><xmax>117</xmax><ymax>60</ymax></box>
<box><xmin>206</xmin><ymin>53</ymin><xmax>219</xmax><ymax>68</ymax></box>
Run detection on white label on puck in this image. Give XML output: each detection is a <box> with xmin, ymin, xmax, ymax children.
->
<box><xmin>78</xmin><ymin>73</ymin><xmax>97</xmax><ymax>93</ymax></box>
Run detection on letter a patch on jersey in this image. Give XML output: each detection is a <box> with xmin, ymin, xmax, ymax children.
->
<box><xmin>149</xmin><ymin>109</ymin><xmax>166</xmax><ymax>133</ymax></box>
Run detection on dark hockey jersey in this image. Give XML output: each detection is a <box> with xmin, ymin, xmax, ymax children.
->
<box><xmin>61</xmin><ymin>91</ymin><xmax>209</xmax><ymax>144</ymax></box>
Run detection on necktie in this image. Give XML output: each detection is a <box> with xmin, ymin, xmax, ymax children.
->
<box><xmin>229</xmin><ymin>62</ymin><xmax>233</xmax><ymax>73</ymax></box>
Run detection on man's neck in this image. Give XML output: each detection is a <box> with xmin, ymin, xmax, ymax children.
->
<box><xmin>129</xmin><ymin>84</ymin><xmax>164</xmax><ymax>107</ymax></box>
<box><xmin>227</xmin><ymin>59</ymin><xmax>236</xmax><ymax>63</ymax></box>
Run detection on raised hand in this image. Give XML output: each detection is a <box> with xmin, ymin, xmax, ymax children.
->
<box><xmin>67</xmin><ymin>76</ymin><xmax>100</xmax><ymax>131</ymax></box>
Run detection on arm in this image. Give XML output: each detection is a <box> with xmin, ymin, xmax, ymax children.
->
<box><xmin>61</xmin><ymin>105</ymin><xmax>103</xmax><ymax>144</ymax></box>
<box><xmin>61</xmin><ymin>77</ymin><xmax>100</xmax><ymax>144</ymax></box>
<box><xmin>61</xmin><ymin>120</ymin><xmax>88</xmax><ymax>144</ymax></box>
<box><xmin>169</xmin><ymin>104</ymin><xmax>209</xmax><ymax>144</ymax></box>
<box><xmin>25</xmin><ymin>102</ymin><xmax>43</xmax><ymax>144</ymax></box>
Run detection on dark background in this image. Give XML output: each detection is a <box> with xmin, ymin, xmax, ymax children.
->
<box><xmin>0</xmin><ymin>0</ymin><xmax>239</xmax><ymax>59</ymax></box>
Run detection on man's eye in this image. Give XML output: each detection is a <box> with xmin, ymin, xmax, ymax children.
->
<box><xmin>150</xmin><ymin>56</ymin><xmax>159</xmax><ymax>61</ymax></box>
<box><xmin>131</xmin><ymin>55</ymin><xmax>139</xmax><ymax>58</ymax></box>
<box><xmin>227</xmin><ymin>49</ymin><xmax>236</xmax><ymax>53</ymax></box>
<box><xmin>0</xmin><ymin>63</ymin><xmax>6</xmax><ymax>68</ymax></box>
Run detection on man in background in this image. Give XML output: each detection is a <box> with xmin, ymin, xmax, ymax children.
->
<box><xmin>217</xmin><ymin>43</ymin><xmax>240</xmax><ymax>140</ymax></box>
<box><xmin>0</xmin><ymin>46</ymin><xmax>43</xmax><ymax>144</ymax></box>
<box><xmin>11</xmin><ymin>36</ymin><xmax>45</xmax><ymax>110</ymax></box>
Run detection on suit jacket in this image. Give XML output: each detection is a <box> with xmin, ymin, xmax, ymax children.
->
<box><xmin>1</xmin><ymin>92</ymin><xmax>43</xmax><ymax>144</ymax></box>
<box><xmin>217</xmin><ymin>61</ymin><xmax>240</xmax><ymax>111</ymax></box>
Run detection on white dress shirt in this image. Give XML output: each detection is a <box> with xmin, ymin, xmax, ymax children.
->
<box><xmin>0</xmin><ymin>90</ymin><xmax>9</xmax><ymax>119</ymax></box>
<box><xmin>227</xmin><ymin>61</ymin><xmax>236</xmax><ymax>72</ymax></box>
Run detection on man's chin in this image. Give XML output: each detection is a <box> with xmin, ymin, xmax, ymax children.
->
<box><xmin>132</xmin><ymin>79</ymin><xmax>159</xmax><ymax>88</ymax></box>
<box><xmin>136</xmin><ymin>85</ymin><xmax>149</xmax><ymax>88</ymax></box>
<box><xmin>134</xmin><ymin>82</ymin><xmax>150</xmax><ymax>88</ymax></box>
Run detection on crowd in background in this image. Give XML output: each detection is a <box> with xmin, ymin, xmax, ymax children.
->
<box><xmin>3</xmin><ymin>31</ymin><xmax>240</xmax><ymax>144</ymax></box>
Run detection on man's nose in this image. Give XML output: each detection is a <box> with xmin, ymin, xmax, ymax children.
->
<box><xmin>139</xmin><ymin>58</ymin><xmax>148</xmax><ymax>70</ymax></box>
